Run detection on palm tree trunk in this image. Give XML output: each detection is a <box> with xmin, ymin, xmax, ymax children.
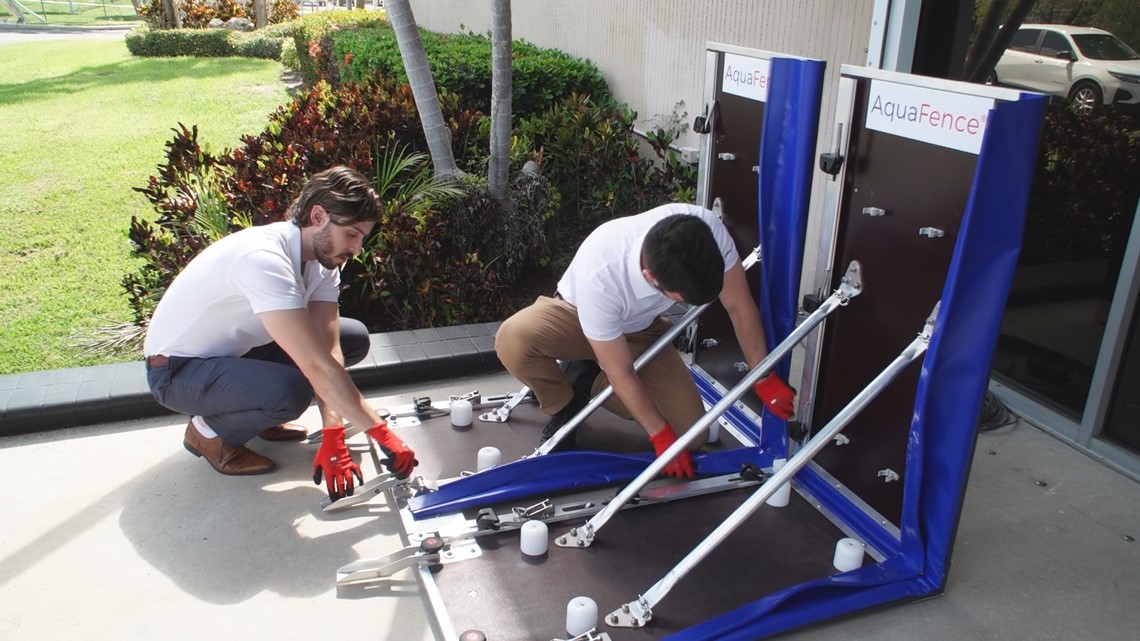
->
<box><xmin>163</xmin><ymin>0</ymin><xmax>181</xmax><ymax>29</ymax></box>
<box><xmin>253</xmin><ymin>0</ymin><xmax>267</xmax><ymax>29</ymax></box>
<box><xmin>385</xmin><ymin>0</ymin><xmax>461</xmax><ymax>179</ymax></box>
<box><xmin>488</xmin><ymin>0</ymin><xmax>513</xmax><ymax>203</ymax></box>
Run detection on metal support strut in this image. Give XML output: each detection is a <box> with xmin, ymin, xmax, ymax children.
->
<box><xmin>605</xmin><ymin>302</ymin><xmax>939</xmax><ymax>628</ymax></box>
<box><xmin>557</xmin><ymin>261</ymin><xmax>864</xmax><ymax>549</ymax></box>
<box><xmin>530</xmin><ymin>246</ymin><xmax>763</xmax><ymax>456</ymax></box>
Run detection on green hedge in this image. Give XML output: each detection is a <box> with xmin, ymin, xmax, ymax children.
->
<box><xmin>330</xmin><ymin>27</ymin><xmax>612</xmax><ymax>118</ymax></box>
<box><xmin>288</xmin><ymin>9</ymin><xmax>388</xmax><ymax>84</ymax></box>
<box><xmin>125</xmin><ymin>25</ymin><xmax>285</xmax><ymax>60</ymax></box>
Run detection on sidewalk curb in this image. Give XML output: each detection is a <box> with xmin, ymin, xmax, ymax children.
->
<box><xmin>0</xmin><ymin>323</ymin><xmax>502</xmax><ymax>436</ymax></box>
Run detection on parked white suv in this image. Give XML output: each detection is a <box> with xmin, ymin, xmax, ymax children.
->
<box><xmin>992</xmin><ymin>24</ymin><xmax>1140</xmax><ymax>115</ymax></box>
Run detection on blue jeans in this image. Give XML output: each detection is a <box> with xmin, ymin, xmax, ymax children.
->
<box><xmin>146</xmin><ymin>318</ymin><xmax>371</xmax><ymax>445</ymax></box>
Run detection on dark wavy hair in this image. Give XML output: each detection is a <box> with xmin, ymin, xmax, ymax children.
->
<box><xmin>286</xmin><ymin>166</ymin><xmax>382</xmax><ymax>227</ymax></box>
<box><xmin>642</xmin><ymin>214</ymin><xmax>724</xmax><ymax>305</ymax></box>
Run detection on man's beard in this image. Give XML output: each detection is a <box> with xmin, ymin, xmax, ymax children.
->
<box><xmin>313</xmin><ymin>226</ymin><xmax>352</xmax><ymax>269</ymax></box>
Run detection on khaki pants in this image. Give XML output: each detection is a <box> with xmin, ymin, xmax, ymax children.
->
<box><xmin>495</xmin><ymin>296</ymin><xmax>707</xmax><ymax>448</ymax></box>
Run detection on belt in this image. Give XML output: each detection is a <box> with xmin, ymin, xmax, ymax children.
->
<box><xmin>145</xmin><ymin>354</ymin><xmax>170</xmax><ymax>369</ymax></box>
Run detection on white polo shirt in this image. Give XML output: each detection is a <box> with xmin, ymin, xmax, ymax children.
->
<box><xmin>557</xmin><ymin>203</ymin><xmax>739</xmax><ymax>341</ymax></box>
<box><xmin>144</xmin><ymin>221</ymin><xmax>341</xmax><ymax>358</ymax></box>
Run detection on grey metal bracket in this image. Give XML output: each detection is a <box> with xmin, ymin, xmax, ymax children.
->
<box><xmin>604</xmin><ymin>597</ymin><xmax>652</xmax><ymax>628</ymax></box>
<box><xmin>836</xmin><ymin>260</ymin><xmax>863</xmax><ymax>302</ymax></box>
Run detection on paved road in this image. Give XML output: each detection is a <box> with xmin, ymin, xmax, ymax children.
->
<box><xmin>0</xmin><ymin>22</ymin><xmax>134</xmax><ymax>44</ymax></box>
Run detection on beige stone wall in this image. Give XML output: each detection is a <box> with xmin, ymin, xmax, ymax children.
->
<box><xmin>409</xmin><ymin>0</ymin><xmax>875</xmax><ymax>149</ymax></box>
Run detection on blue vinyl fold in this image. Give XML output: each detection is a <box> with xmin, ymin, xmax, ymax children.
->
<box><xmin>664</xmin><ymin>92</ymin><xmax>1047</xmax><ymax>641</ymax></box>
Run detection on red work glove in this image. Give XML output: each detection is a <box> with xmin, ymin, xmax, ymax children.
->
<box><xmin>312</xmin><ymin>425</ymin><xmax>362</xmax><ymax>502</ymax></box>
<box><xmin>367</xmin><ymin>421</ymin><xmax>418</xmax><ymax>479</ymax></box>
<box><xmin>648</xmin><ymin>423</ymin><xmax>694</xmax><ymax>480</ymax></box>
<box><xmin>754</xmin><ymin>373</ymin><xmax>796</xmax><ymax>420</ymax></box>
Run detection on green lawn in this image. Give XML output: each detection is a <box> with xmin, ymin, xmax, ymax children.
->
<box><xmin>0</xmin><ymin>38</ymin><xmax>289</xmax><ymax>375</ymax></box>
<box><xmin>0</xmin><ymin>0</ymin><xmax>139</xmax><ymax>26</ymax></box>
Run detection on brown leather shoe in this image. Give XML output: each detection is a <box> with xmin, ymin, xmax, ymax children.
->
<box><xmin>183</xmin><ymin>422</ymin><xmax>276</xmax><ymax>475</ymax></box>
<box><xmin>257</xmin><ymin>423</ymin><xmax>309</xmax><ymax>442</ymax></box>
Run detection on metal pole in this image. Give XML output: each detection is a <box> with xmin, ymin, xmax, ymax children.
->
<box><xmin>607</xmin><ymin>302</ymin><xmax>939</xmax><ymax>628</ymax></box>
<box><xmin>556</xmin><ymin>261</ymin><xmax>864</xmax><ymax>548</ymax></box>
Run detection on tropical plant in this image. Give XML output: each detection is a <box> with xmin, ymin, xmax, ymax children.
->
<box><xmin>341</xmin><ymin>142</ymin><xmax>502</xmax><ymax>328</ymax></box>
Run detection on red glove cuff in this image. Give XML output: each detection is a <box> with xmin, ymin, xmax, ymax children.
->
<box><xmin>649</xmin><ymin>423</ymin><xmax>680</xmax><ymax>452</ymax></box>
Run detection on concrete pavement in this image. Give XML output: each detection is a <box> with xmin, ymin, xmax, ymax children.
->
<box><xmin>1</xmin><ymin>365</ymin><xmax>1137</xmax><ymax>641</ymax></box>
<box><xmin>0</xmin><ymin>22</ymin><xmax>134</xmax><ymax>44</ymax></box>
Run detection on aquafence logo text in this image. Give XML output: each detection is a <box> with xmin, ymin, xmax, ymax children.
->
<box><xmin>869</xmin><ymin>94</ymin><xmax>986</xmax><ymax>135</ymax></box>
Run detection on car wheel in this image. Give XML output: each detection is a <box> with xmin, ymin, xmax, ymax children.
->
<box><xmin>1068</xmin><ymin>82</ymin><xmax>1103</xmax><ymax>116</ymax></box>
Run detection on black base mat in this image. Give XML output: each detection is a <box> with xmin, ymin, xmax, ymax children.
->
<box><xmin>394</xmin><ymin>402</ymin><xmax>851</xmax><ymax>641</ymax></box>
<box><xmin>395</xmin><ymin>400</ymin><xmax>746</xmax><ymax>480</ymax></box>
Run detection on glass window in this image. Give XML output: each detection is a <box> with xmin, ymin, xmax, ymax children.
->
<box><xmin>1039</xmin><ymin>31</ymin><xmax>1074</xmax><ymax>59</ymax></box>
<box><xmin>1009</xmin><ymin>28</ymin><xmax>1041</xmax><ymax>53</ymax></box>
<box><xmin>1071</xmin><ymin>33</ymin><xmax>1140</xmax><ymax>61</ymax></box>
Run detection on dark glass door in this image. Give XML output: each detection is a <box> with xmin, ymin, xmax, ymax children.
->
<box><xmin>990</xmin><ymin>108</ymin><xmax>1139</xmax><ymax>422</ymax></box>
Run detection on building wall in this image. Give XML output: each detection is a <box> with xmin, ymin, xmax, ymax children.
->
<box><xmin>410</xmin><ymin>0</ymin><xmax>879</xmax><ymax>291</ymax></box>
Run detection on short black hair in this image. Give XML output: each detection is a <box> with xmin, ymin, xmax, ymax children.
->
<box><xmin>286</xmin><ymin>166</ymin><xmax>382</xmax><ymax>227</ymax></box>
<box><xmin>642</xmin><ymin>214</ymin><xmax>725</xmax><ymax>305</ymax></box>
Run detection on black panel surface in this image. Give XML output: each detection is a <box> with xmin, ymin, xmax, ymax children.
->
<box><xmin>693</xmin><ymin>51</ymin><xmax>770</xmax><ymax>420</ymax></box>
<box><xmin>809</xmin><ymin>78</ymin><xmax>981</xmax><ymax>526</ymax></box>
<box><xmin>396</xmin><ymin>405</ymin><xmax>856</xmax><ymax>641</ymax></box>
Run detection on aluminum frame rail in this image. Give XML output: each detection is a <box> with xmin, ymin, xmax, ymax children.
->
<box><xmin>528</xmin><ymin>246</ymin><xmax>763</xmax><ymax>456</ymax></box>
<box><xmin>604</xmin><ymin>302</ymin><xmax>939</xmax><ymax>629</ymax></box>
<box><xmin>556</xmin><ymin>261</ymin><xmax>865</xmax><ymax>549</ymax></box>
<box><xmin>307</xmin><ymin>390</ymin><xmax>498</xmax><ymax>444</ymax></box>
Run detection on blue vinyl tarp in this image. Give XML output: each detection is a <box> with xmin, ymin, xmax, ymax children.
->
<box><xmin>753</xmin><ymin>56</ymin><xmax>825</xmax><ymax>451</ymax></box>
<box><xmin>669</xmin><ymin>92</ymin><xmax>1047</xmax><ymax>641</ymax></box>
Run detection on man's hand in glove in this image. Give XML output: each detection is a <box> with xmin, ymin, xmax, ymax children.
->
<box><xmin>649</xmin><ymin>423</ymin><xmax>694</xmax><ymax>479</ymax></box>
<box><xmin>754</xmin><ymin>373</ymin><xmax>796</xmax><ymax>420</ymax></box>
<box><xmin>312</xmin><ymin>425</ymin><xmax>362</xmax><ymax>502</ymax></box>
<box><xmin>367</xmin><ymin>421</ymin><xmax>418</xmax><ymax>479</ymax></box>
